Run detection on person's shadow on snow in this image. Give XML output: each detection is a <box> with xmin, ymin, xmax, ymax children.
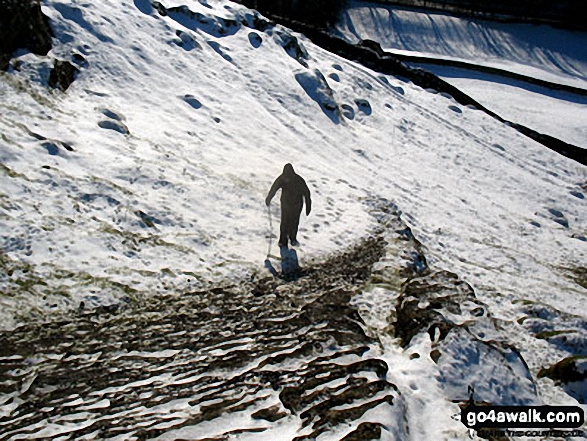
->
<box><xmin>264</xmin><ymin>246</ymin><xmax>301</xmax><ymax>281</ymax></box>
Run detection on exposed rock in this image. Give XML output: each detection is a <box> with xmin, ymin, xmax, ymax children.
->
<box><xmin>0</xmin><ymin>227</ymin><xmax>406</xmax><ymax>440</ymax></box>
<box><xmin>341</xmin><ymin>422</ymin><xmax>384</xmax><ymax>441</ymax></box>
<box><xmin>539</xmin><ymin>356</ymin><xmax>587</xmax><ymax>383</ymax></box>
<box><xmin>251</xmin><ymin>405</ymin><xmax>287</xmax><ymax>422</ymax></box>
<box><xmin>275</xmin><ymin>29</ymin><xmax>309</xmax><ymax>67</ymax></box>
<box><xmin>395</xmin><ymin>270</ymin><xmax>478</xmax><ymax>346</ymax></box>
<box><xmin>539</xmin><ymin>356</ymin><xmax>587</xmax><ymax>404</ymax></box>
<box><xmin>159</xmin><ymin>3</ymin><xmax>239</xmax><ymax>37</ymax></box>
<box><xmin>571</xmin><ymin>267</ymin><xmax>587</xmax><ymax>289</ymax></box>
<box><xmin>395</xmin><ymin>269</ymin><xmax>537</xmax><ymax>405</ymax></box>
<box><xmin>48</xmin><ymin>59</ymin><xmax>79</xmax><ymax>91</ymax></box>
<box><xmin>0</xmin><ymin>0</ymin><xmax>53</xmax><ymax>70</ymax></box>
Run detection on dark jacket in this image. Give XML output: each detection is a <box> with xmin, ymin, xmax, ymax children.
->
<box><xmin>265</xmin><ymin>163</ymin><xmax>311</xmax><ymax>215</ymax></box>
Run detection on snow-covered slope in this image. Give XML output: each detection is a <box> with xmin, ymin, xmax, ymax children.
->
<box><xmin>1</xmin><ymin>0</ymin><xmax>586</xmax><ymax>439</ymax></box>
<box><xmin>335</xmin><ymin>1</ymin><xmax>587</xmax><ymax>86</ymax></box>
<box><xmin>334</xmin><ymin>1</ymin><xmax>587</xmax><ymax>147</ymax></box>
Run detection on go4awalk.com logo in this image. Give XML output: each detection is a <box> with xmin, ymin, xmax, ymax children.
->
<box><xmin>461</xmin><ymin>404</ymin><xmax>584</xmax><ymax>430</ymax></box>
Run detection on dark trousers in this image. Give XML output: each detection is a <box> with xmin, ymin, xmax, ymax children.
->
<box><xmin>279</xmin><ymin>204</ymin><xmax>302</xmax><ymax>247</ymax></box>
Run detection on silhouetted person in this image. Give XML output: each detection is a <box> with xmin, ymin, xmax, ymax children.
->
<box><xmin>266</xmin><ymin>163</ymin><xmax>311</xmax><ymax>248</ymax></box>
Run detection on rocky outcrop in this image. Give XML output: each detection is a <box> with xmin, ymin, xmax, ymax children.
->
<box><xmin>538</xmin><ymin>356</ymin><xmax>587</xmax><ymax>404</ymax></box>
<box><xmin>48</xmin><ymin>60</ymin><xmax>79</xmax><ymax>91</ymax></box>
<box><xmin>347</xmin><ymin>198</ymin><xmax>539</xmax><ymax>408</ymax></box>
<box><xmin>394</xmin><ymin>268</ymin><xmax>539</xmax><ymax>405</ymax></box>
<box><xmin>0</xmin><ymin>0</ymin><xmax>53</xmax><ymax>70</ymax></box>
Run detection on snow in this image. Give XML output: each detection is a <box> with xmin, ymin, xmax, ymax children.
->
<box><xmin>335</xmin><ymin>1</ymin><xmax>587</xmax><ymax>86</ymax></box>
<box><xmin>1</xmin><ymin>0</ymin><xmax>586</xmax><ymax>439</ymax></box>
<box><xmin>334</xmin><ymin>0</ymin><xmax>587</xmax><ymax>146</ymax></box>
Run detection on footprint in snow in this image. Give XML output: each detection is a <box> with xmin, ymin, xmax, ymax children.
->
<box><xmin>42</xmin><ymin>141</ymin><xmax>73</xmax><ymax>156</ymax></box>
<box><xmin>358</xmin><ymin>79</ymin><xmax>373</xmax><ymax>90</ymax></box>
<box><xmin>353</xmin><ymin>149</ymin><xmax>368</xmax><ymax>160</ymax></box>
<box><xmin>98</xmin><ymin>108</ymin><xmax>129</xmax><ymax>134</ymax></box>
<box><xmin>207</xmin><ymin>41</ymin><xmax>232</xmax><ymax>62</ymax></box>
<box><xmin>182</xmin><ymin>94</ymin><xmax>202</xmax><ymax>109</ymax></box>
<box><xmin>340</xmin><ymin>104</ymin><xmax>354</xmax><ymax>120</ymax></box>
<box><xmin>354</xmin><ymin>99</ymin><xmax>372</xmax><ymax>115</ymax></box>
<box><xmin>80</xmin><ymin>193</ymin><xmax>120</xmax><ymax>207</ymax></box>
<box><xmin>101</xmin><ymin>108</ymin><xmax>124</xmax><ymax>121</ymax></box>
<box><xmin>2</xmin><ymin>236</ymin><xmax>32</xmax><ymax>254</ymax></box>
<box><xmin>553</xmin><ymin>218</ymin><xmax>569</xmax><ymax>228</ymax></box>
<box><xmin>175</xmin><ymin>30</ymin><xmax>201</xmax><ymax>51</ymax></box>
<box><xmin>390</xmin><ymin>84</ymin><xmax>405</xmax><ymax>95</ymax></box>
<box><xmin>328</xmin><ymin>72</ymin><xmax>340</xmax><ymax>82</ymax></box>
<box><xmin>248</xmin><ymin>32</ymin><xmax>262</xmax><ymax>48</ymax></box>
<box><xmin>98</xmin><ymin>120</ymin><xmax>129</xmax><ymax>135</ymax></box>
<box><xmin>548</xmin><ymin>208</ymin><xmax>569</xmax><ymax>228</ymax></box>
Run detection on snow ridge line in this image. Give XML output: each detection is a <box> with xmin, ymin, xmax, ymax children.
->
<box><xmin>383</xmin><ymin>50</ymin><xmax>587</xmax><ymax>97</ymax></box>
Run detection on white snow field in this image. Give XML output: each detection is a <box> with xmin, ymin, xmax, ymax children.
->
<box><xmin>0</xmin><ymin>0</ymin><xmax>586</xmax><ymax>439</ymax></box>
<box><xmin>334</xmin><ymin>0</ymin><xmax>587</xmax><ymax>147</ymax></box>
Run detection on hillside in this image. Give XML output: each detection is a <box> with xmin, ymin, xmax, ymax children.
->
<box><xmin>0</xmin><ymin>0</ymin><xmax>586</xmax><ymax>439</ymax></box>
<box><xmin>333</xmin><ymin>0</ymin><xmax>587</xmax><ymax>148</ymax></box>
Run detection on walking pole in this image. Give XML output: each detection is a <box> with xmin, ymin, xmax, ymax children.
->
<box><xmin>266</xmin><ymin>204</ymin><xmax>273</xmax><ymax>258</ymax></box>
<box><xmin>265</xmin><ymin>204</ymin><xmax>282</xmax><ymax>262</ymax></box>
<box><xmin>264</xmin><ymin>204</ymin><xmax>279</xmax><ymax>276</ymax></box>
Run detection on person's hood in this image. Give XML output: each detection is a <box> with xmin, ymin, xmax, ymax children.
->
<box><xmin>283</xmin><ymin>163</ymin><xmax>295</xmax><ymax>175</ymax></box>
